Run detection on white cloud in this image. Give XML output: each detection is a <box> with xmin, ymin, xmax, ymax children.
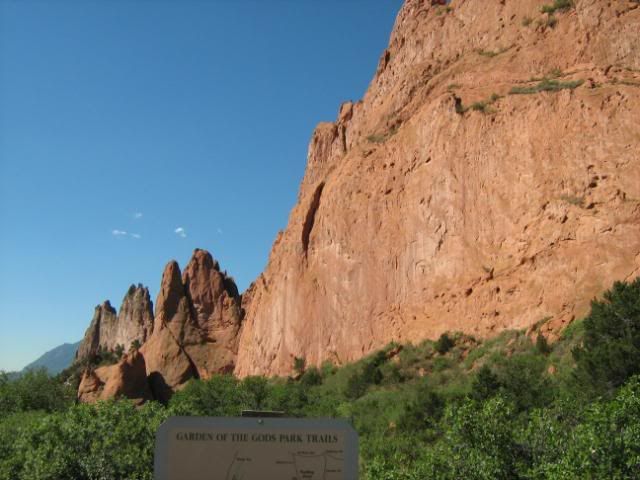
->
<box><xmin>133</xmin><ymin>212</ymin><xmax>143</xmax><ymax>220</ymax></box>
<box><xmin>174</xmin><ymin>227</ymin><xmax>187</xmax><ymax>238</ymax></box>
<box><xmin>112</xmin><ymin>229</ymin><xmax>127</xmax><ymax>237</ymax></box>
<box><xmin>130</xmin><ymin>233</ymin><xmax>141</xmax><ymax>239</ymax></box>
<box><xmin>217</xmin><ymin>228</ymin><xmax>223</xmax><ymax>235</ymax></box>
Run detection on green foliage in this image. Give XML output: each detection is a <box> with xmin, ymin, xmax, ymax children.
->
<box><xmin>0</xmin><ymin>401</ymin><xmax>166</xmax><ymax>480</ymax></box>
<box><xmin>470</xmin><ymin>365</ymin><xmax>501</xmax><ymax>402</ymax></box>
<box><xmin>536</xmin><ymin>333</ymin><xmax>551</xmax><ymax>355</ymax></box>
<box><xmin>510</xmin><ymin>78</ymin><xmax>584</xmax><ymax>94</ymax></box>
<box><xmin>497</xmin><ymin>352</ymin><xmax>553</xmax><ymax>412</ymax></box>
<box><xmin>398</xmin><ymin>380</ymin><xmax>444</xmax><ymax>433</ymax></box>
<box><xmin>441</xmin><ymin>397</ymin><xmax>521</xmax><ymax>479</ymax></box>
<box><xmin>435</xmin><ymin>333</ymin><xmax>454</xmax><ymax>354</ymax></box>
<box><xmin>0</xmin><ymin>369</ymin><xmax>74</xmax><ymax>418</ymax></box>
<box><xmin>456</xmin><ymin>93</ymin><xmax>502</xmax><ymax>115</ymax></box>
<box><xmin>344</xmin><ymin>351</ymin><xmax>387</xmax><ymax>399</ymax></box>
<box><xmin>2</xmin><ymin>279</ymin><xmax>640</xmax><ymax>478</ymax></box>
<box><xmin>241</xmin><ymin>376</ymin><xmax>270</xmax><ymax>410</ymax></box>
<box><xmin>292</xmin><ymin>356</ymin><xmax>306</xmax><ymax>375</ymax></box>
<box><xmin>541</xmin><ymin>0</ymin><xmax>573</xmax><ymax>14</ymax></box>
<box><xmin>572</xmin><ymin>278</ymin><xmax>640</xmax><ymax>397</ymax></box>
<box><xmin>366</xmin><ymin>125</ymin><xmax>398</xmax><ymax>144</ymax></box>
<box><xmin>300</xmin><ymin>366</ymin><xmax>322</xmax><ymax>387</ymax></box>
<box><xmin>169</xmin><ymin>375</ymin><xmax>247</xmax><ymax>416</ymax></box>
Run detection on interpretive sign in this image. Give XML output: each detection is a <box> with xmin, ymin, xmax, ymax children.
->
<box><xmin>154</xmin><ymin>416</ymin><xmax>358</xmax><ymax>480</ymax></box>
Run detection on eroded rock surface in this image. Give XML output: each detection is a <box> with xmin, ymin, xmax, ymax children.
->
<box><xmin>76</xmin><ymin>285</ymin><xmax>153</xmax><ymax>361</ymax></box>
<box><xmin>234</xmin><ymin>0</ymin><xmax>640</xmax><ymax>376</ymax></box>
<box><xmin>78</xmin><ymin>0</ymin><xmax>640</xmax><ymax>393</ymax></box>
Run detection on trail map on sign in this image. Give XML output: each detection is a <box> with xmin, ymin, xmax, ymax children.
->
<box><xmin>154</xmin><ymin>417</ymin><xmax>358</xmax><ymax>480</ymax></box>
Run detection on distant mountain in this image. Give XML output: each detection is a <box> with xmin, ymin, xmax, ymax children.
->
<box><xmin>21</xmin><ymin>341</ymin><xmax>81</xmax><ymax>376</ymax></box>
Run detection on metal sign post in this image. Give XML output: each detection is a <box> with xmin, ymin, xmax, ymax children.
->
<box><xmin>155</xmin><ymin>416</ymin><xmax>358</xmax><ymax>480</ymax></box>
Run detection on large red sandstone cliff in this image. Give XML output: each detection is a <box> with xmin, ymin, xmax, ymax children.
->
<box><xmin>78</xmin><ymin>0</ymin><xmax>640</xmax><ymax>400</ymax></box>
<box><xmin>234</xmin><ymin>0</ymin><xmax>640</xmax><ymax>376</ymax></box>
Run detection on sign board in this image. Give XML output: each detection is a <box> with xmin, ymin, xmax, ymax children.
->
<box><xmin>154</xmin><ymin>416</ymin><xmax>358</xmax><ymax>480</ymax></box>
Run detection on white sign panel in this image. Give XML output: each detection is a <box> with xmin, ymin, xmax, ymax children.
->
<box><xmin>155</xmin><ymin>416</ymin><xmax>358</xmax><ymax>480</ymax></box>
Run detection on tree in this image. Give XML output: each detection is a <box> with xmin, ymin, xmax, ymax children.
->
<box><xmin>470</xmin><ymin>365</ymin><xmax>501</xmax><ymax>402</ymax></box>
<box><xmin>169</xmin><ymin>375</ymin><xmax>247</xmax><ymax>416</ymax></box>
<box><xmin>435</xmin><ymin>333</ymin><xmax>454</xmax><ymax>355</ymax></box>
<box><xmin>293</xmin><ymin>357</ymin><xmax>306</xmax><ymax>376</ymax></box>
<box><xmin>572</xmin><ymin>278</ymin><xmax>640</xmax><ymax>397</ymax></box>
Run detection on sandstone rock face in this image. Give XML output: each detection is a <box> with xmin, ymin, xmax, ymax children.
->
<box><xmin>77</xmin><ymin>350</ymin><xmax>152</xmax><ymax>404</ymax></box>
<box><xmin>140</xmin><ymin>250</ymin><xmax>243</xmax><ymax>401</ymax></box>
<box><xmin>77</xmin><ymin>0</ymin><xmax>640</xmax><ymax>394</ymax></box>
<box><xmin>76</xmin><ymin>285</ymin><xmax>153</xmax><ymax>361</ymax></box>
<box><xmin>234</xmin><ymin>0</ymin><xmax>640</xmax><ymax>376</ymax></box>
<box><xmin>76</xmin><ymin>301</ymin><xmax>117</xmax><ymax>360</ymax></box>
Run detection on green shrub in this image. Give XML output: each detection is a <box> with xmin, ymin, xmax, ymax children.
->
<box><xmin>541</xmin><ymin>0</ymin><xmax>573</xmax><ymax>14</ymax></box>
<box><xmin>572</xmin><ymin>278</ymin><xmax>640</xmax><ymax>397</ymax></box>
<box><xmin>510</xmin><ymin>78</ymin><xmax>583</xmax><ymax>94</ymax></box>
<box><xmin>536</xmin><ymin>334</ymin><xmax>551</xmax><ymax>355</ymax></box>
<box><xmin>169</xmin><ymin>375</ymin><xmax>247</xmax><ymax>416</ymax></box>
<box><xmin>293</xmin><ymin>356</ymin><xmax>306</xmax><ymax>375</ymax></box>
<box><xmin>435</xmin><ymin>333</ymin><xmax>454</xmax><ymax>354</ymax></box>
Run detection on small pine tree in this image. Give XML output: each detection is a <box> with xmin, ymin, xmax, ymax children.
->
<box><xmin>536</xmin><ymin>334</ymin><xmax>551</xmax><ymax>355</ymax></box>
<box><xmin>293</xmin><ymin>357</ymin><xmax>306</xmax><ymax>376</ymax></box>
<box><xmin>435</xmin><ymin>333</ymin><xmax>455</xmax><ymax>354</ymax></box>
<box><xmin>470</xmin><ymin>365</ymin><xmax>502</xmax><ymax>402</ymax></box>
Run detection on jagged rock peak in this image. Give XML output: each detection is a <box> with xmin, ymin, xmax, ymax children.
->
<box><xmin>76</xmin><ymin>284</ymin><xmax>154</xmax><ymax>362</ymax></box>
<box><xmin>99</xmin><ymin>300</ymin><xmax>116</xmax><ymax>313</ymax></box>
<box><xmin>183</xmin><ymin>249</ymin><xmax>241</xmax><ymax>303</ymax></box>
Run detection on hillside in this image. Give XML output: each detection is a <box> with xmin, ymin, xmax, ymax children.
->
<box><xmin>3</xmin><ymin>278</ymin><xmax>640</xmax><ymax>478</ymax></box>
<box><xmin>238</xmin><ymin>0</ymin><xmax>640</xmax><ymax>375</ymax></box>
<box><xmin>73</xmin><ymin>0</ymin><xmax>640</xmax><ymax>402</ymax></box>
<box><xmin>19</xmin><ymin>342</ymin><xmax>80</xmax><ymax>376</ymax></box>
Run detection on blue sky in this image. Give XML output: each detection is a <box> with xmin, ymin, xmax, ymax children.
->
<box><xmin>0</xmin><ymin>1</ymin><xmax>404</xmax><ymax>371</ymax></box>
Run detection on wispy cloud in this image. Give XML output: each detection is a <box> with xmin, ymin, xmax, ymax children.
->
<box><xmin>174</xmin><ymin>227</ymin><xmax>187</xmax><ymax>238</ymax></box>
<box><xmin>112</xmin><ymin>230</ymin><xmax>141</xmax><ymax>239</ymax></box>
<box><xmin>133</xmin><ymin>212</ymin><xmax>143</xmax><ymax>220</ymax></box>
<box><xmin>217</xmin><ymin>228</ymin><xmax>223</xmax><ymax>235</ymax></box>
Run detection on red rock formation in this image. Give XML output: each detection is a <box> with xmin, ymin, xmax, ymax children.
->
<box><xmin>76</xmin><ymin>285</ymin><xmax>153</xmax><ymax>361</ymax></box>
<box><xmin>78</xmin><ymin>0</ymin><xmax>640</xmax><ymax>394</ymax></box>
<box><xmin>77</xmin><ymin>350</ymin><xmax>152</xmax><ymax>404</ymax></box>
<box><xmin>139</xmin><ymin>250</ymin><xmax>242</xmax><ymax>402</ymax></box>
<box><xmin>234</xmin><ymin>0</ymin><xmax>640</xmax><ymax>376</ymax></box>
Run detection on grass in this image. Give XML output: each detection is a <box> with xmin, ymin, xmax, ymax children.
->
<box><xmin>522</xmin><ymin>16</ymin><xmax>533</xmax><ymax>27</ymax></box>
<box><xmin>541</xmin><ymin>0</ymin><xmax>574</xmax><ymax>14</ymax></box>
<box><xmin>477</xmin><ymin>47</ymin><xmax>509</xmax><ymax>58</ymax></box>
<box><xmin>560</xmin><ymin>194</ymin><xmax>585</xmax><ymax>207</ymax></box>
<box><xmin>457</xmin><ymin>93</ymin><xmax>503</xmax><ymax>114</ymax></box>
<box><xmin>510</xmin><ymin>78</ymin><xmax>583</xmax><ymax>95</ymax></box>
<box><xmin>366</xmin><ymin>125</ymin><xmax>399</xmax><ymax>144</ymax></box>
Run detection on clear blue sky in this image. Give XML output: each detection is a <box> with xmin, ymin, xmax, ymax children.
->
<box><xmin>0</xmin><ymin>0</ymin><xmax>404</xmax><ymax>371</ymax></box>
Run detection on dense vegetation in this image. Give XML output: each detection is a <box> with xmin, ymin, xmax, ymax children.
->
<box><xmin>1</xmin><ymin>278</ymin><xmax>639</xmax><ymax>479</ymax></box>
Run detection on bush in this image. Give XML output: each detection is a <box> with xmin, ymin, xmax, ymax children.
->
<box><xmin>541</xmin><ymin>0</ymin><xmax>573</xmax><ymax>14</ymax></box>
<box><xmin>300</xmin><ymin>366</ymin><xmax>322</xmax><ymax>387</ymax></box>
<box><xmin>293</xmin><ymin>356</ymin><xmax>306</xmax><ymax>375</ymax></box>
<box><xmin>169</xmin><ymin>375</ymin><xmax>247</xmax><ymax>416</ymax></box>
<box><xmin>0</xmin><ymin>401</ymin><xmax>166</xmax><ymax>480</ymax></box>
<box><xmin>435</xmin><ymin>333</ymin><xmax>454</xmax><ymax>355</ymax></box>
<box><xmin>572</xmin><ymin>278</ymin><xmax>640</xmax><ymax>397</ymax></box>
<box><xmin>0</xmin><ymin>369</ymin><xmax>74</xmax><ymax>417</ymax></box>
<box><xmin>470</xmin><ymin>365</ymin><xmax>502</xmax><ymax>402</ymax></box>
<box><xmin>536</xmin><ymin>334</ymin><xmax>551</xmax><ymax>355</ymax></box>
<box><xmin>510</xmin><ymin>78</ymin><xmax>583</xmax><ymax>95</ymax></box>
<box><xmin>398</xmin><ymin>381</ymin><xmax>444</xmax><ymax>433</ymax></box>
